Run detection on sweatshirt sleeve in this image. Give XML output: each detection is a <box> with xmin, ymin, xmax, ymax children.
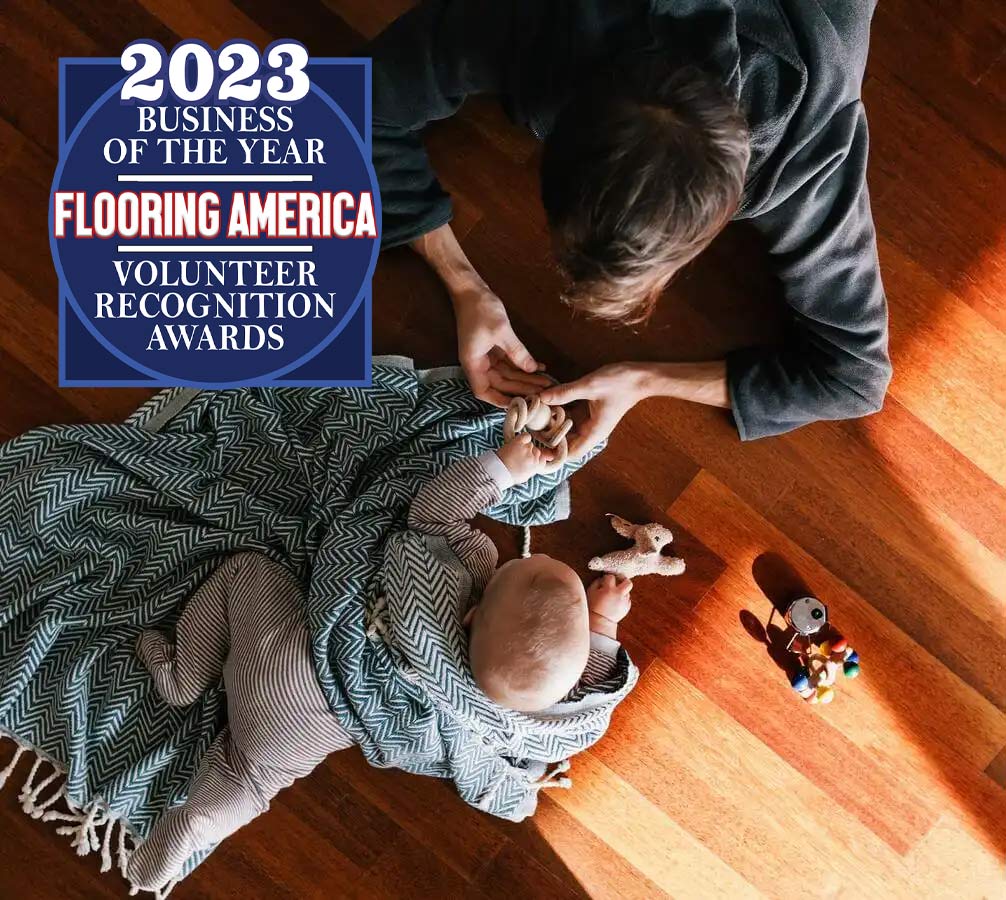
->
<box><xmin>561</xmin><ymin>632</ymin><xmax>627</xmax><ymax>703</ymax></box>
<box><xmin>407</xmin><ymin>453</ymin><xmax>509</xmax><ymax>589</ymax></box>
<box><xmin>368</xmin><ymin>1</ymin><xmax>519</xmax><ymax>248</ymax></box>
<box><xmin>729</xmin><ymin>101</ymin><xmax>892</xmax><ymax>439</ymax></box>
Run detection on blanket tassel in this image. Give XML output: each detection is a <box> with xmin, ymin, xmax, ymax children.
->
<box><xmin>20</xmin><ymin>759</ymin><xmax>63</xmax><ymax>817</ymax></box>
<box><xmin>0</xmin><ymin>743</ymin><xmax>26</xmax><ymax>788</ymax></box>
<box><xmin>534</xmin><ymin>759</ymin><xmax>572</xmax><ymax>790</ymax></box>
<box><xmin>0</xmin><ymin>737</ymin><xmax>156</xmax><ymax>896</ymax></box>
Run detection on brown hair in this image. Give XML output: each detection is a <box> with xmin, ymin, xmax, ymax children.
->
<box><xmin>541</xmin><ymin>60</ymin><xmax>750</xmax><ymax>324</ymax></box>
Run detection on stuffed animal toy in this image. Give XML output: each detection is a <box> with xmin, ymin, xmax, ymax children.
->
<box><xmin>588</xmin><ymin>515</ymin><xmax>686</xmax><ymax>578</ymax></box>
<box><xmin>504</xmin><ymin>396</ymin><xmax>572</xmax><ymax>474</ymax></box>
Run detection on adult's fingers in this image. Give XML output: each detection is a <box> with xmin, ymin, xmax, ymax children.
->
<box><xmin>462</xmin><ymin>357</ymin><xmax>510</xmax><ymax>408</ymax></box>
<box><xmin>538</xmin><ymin>378</ymin><xmax>592</xmax><ymax>406</ymax></box>
<box><xmin>477</xmin><ymin>389</ymin><xmax>511</xmax><ymax>408</ymax></box>
<box><xmin>566</xmin><ymin>420</ymin><xmax>608</xmax><ymax>460</ymax></box>
<box><xmin>489</xmin><ymin>353</ymin><xmax>553</xmax><ymax>389</ymax></box>
<box><xmin>500</xmin><ymin>333</ymin><xmax>539</xmax><ymax>373</ymax></box>
<box><xmin>488</xmin><ymin>372</ymin><xmax>552</xmax><ymax>397</ymax></box>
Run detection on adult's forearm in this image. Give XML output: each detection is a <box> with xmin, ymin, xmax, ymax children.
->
<box><xmin>410</xmin><ymin>223</ymin><xmax>485</xmax><ymax>300</ymax></box>
<box><xmin>633</xmin><ymin>360</ymin><xmax>731</xmax><ymax>409</ymax></box>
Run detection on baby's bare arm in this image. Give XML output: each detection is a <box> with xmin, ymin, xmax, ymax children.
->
<box><xmin>561</xmin><ymin>575</ymin><xmax>634</xmax><ymax>703</ymax></box>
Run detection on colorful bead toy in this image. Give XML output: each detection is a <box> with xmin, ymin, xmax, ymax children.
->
<box><xmin>774</xmin><ymin>597</ymin><xmax>861</xmax><ymax>705</ymax></box>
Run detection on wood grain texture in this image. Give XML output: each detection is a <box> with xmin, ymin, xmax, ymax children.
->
<box><xmin>0</xmin><ymin>2</ymin><xmax>1004</xmax><ymax>897</ymax></box>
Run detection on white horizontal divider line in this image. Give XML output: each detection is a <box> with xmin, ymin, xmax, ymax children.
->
<box><xmin>117</xmin><ymin>174</ymin><xmax>314</xmax><ymax>183</ymax></box>
<box><xmin>116</xmin><ymin>245</ymin><xmax>313</xmax><ymax>253</ymax></box>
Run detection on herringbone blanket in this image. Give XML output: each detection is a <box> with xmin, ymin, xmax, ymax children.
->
<box><xmin>0</xmin><ymin>359</ymin><xmax>580</xmax><ymax>890</ymax></box>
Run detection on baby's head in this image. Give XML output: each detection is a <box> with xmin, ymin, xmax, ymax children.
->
<box><xmin>466</xmin><ymin>554</ymin><xmax>589</xmax><ymax>712</ymax></box>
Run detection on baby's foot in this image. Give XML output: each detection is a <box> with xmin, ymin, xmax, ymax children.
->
<box><xmin>126</xmin><ymin>807</ymin><xmax>200</xmax><ymax>892</ymax></box>
<box><xmin>136</xmin><ymin>630</ymin><xmax>197</xmax><ymax>706</ymax></box>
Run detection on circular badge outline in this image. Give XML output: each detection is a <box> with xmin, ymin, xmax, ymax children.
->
<box><xmin>49</xmin><ymin>69</ymin><xmax>381</xmax><ymax>388</ymax></box>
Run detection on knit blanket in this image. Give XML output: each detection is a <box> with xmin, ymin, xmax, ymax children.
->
<box><xmin>0</xmin><ymin>358</ymin><xmax>581</xmax><ymax>892</ymax></box>
<box><xmin>377</xmin><ymin>527</ymin><xmax>636</xmax><ymax>822</ymax></box>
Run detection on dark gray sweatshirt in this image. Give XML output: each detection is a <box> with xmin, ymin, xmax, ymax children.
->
<box><xmin>367</xmin><ymin>0</ymin><xmax>892</xmax><ymax>440</ymax></box>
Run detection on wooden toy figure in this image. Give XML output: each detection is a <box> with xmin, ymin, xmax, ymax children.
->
<box><xmin>774</xmin><ymin>597</ymin><xmax>860</xmax><ymax>704</ymax></box>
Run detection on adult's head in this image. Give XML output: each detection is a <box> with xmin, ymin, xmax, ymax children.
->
<box><xmin>541</xmin><ymin>59</ymin><xmax>750</xmax><ymax>324</ymax></box>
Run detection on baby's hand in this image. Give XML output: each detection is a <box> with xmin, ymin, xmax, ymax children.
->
<box><xmin>496</xmin><ymin>433</ymin><xmax>554</xmax><ymax>484</ymax></box>
<box><xmin>587</xmin><ymin>573</ymin><xmax>633</xmax><ymax>625</ymax></box>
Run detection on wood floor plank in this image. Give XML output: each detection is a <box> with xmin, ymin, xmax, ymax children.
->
<box><xmin>466</xmin><ymin>841</ymin><xmax>586</xmax><ymax>900</ymax></box>
<box><xmin>0</xmin><ymin>120</ymin><xmax>60</xmax><ymax>300</ymax></box>
<box><xmin>324</xmin><ymin>0</ymin><xmax>412</xmax><ymax>42</ymax></box>
<box><xmin>902</xmin><ymin>814</ymin><xmax>1006</xmax><ymax>900</ymax></box>
<box><xmin>668</xmin><ymin>473</ymin><xmax>1006</xmax><ymax>862</ymax></box>
<box><xmin>653</xmin><ymin>577</ymin><xmax>941</xmax><ymax>855</ymax></box>
<box><xmin>136</xmin><ymin>0</ymin><xmax>272</xmax><ymax>47</ymax></box>
<box><xmin>881</xmin><ymin>239</ymin><xmax>1006</xmax><ymax>485</ymax></box>
<box><xmin>986</xmin><ymin>746</ymin><xmax>1006</xmax><ymax>789</ymax></box>
<box><xmin>0</xmin><ymin>268</ymin><xmax>154</xmax><ymax>423</ymax></box>
<box><xmin>0</xmin><ymin>752</ymin><xmax>122</xmax><ymax>898</ymax></box>
<box><xmin>549</xmin><ymin>747</ymin><xmax>761</xmax><ymax>900</ymax></box>
<box><xmin>852</xmin><ymin>400</ymin><xmax>1006</xmax><ymax>559</ymax></box>
<box><xmin>768</xmin><ymin>473</ymin><xmax>1006</xmax><ymax>692</ymax></box>
<box><xmin>0</xmin><ymin>347</ymin><xmax>83</xmax><ymax>438</ymax></box>
<box><xmin>354</xmin><ymin>837</ymin><xmax>477</xmax><ymax>900</ymax></box>
<box><xmin>745</xmin><ymin>413</ymin><xmax>1006</xmax><ymax>706</ymax></box>
<box><xmin>230</xmin><ymin>0</ymin><xmax>363</xmax><ymax>53</ymax></box>
<box><xmin>324</xmin><ymin>748</ymin><xmax>513</xmax><ymax>883</ymax></box>
<box><xmin>48</xmin><ymin>0</ymin><xmax>178</xmax><ymax>53</ymax></box>
<box><xmin>871</xmin><ymin>0</ymin><xmax>1006</xmax><ymax>161</ymax></box>
<box><xmin>0</xmin><ymin>0</ymin><xmax>97</xmax><ymax>79</ymax></box>
<box><xmin>671</xmin><ymin>473</ymin><xmax>1006</xmax><ymax>769</ymax></box>
<box><xmin>502</xmin><ymin>794</ymin><xmax>668</xmax><ymax>900</ymax></box>
<box><xmin>866</xmin><ymin>74</ymin><xmax>1006</xmax><ymax>333</ymax></box>
<box><xmin>204</xmin><ymin>798</ymin><xmax>371</xmax><ymax>900</ymax></box>
<box><xmin>275</xmin><ymin>761</ymin><xmax>404</xmax><ymax>872</ymax></box>
<box><xmin>594</xmin><ymin>660</ymin><xmax>928</xmax><ymax>898</ymax></box>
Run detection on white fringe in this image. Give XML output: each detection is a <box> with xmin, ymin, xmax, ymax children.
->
<box><xmin>0</xmin><ymin>735</ymin><xmax>172</xmax><ymax>897</ymax></box>
<box><xmin>0</xmin><ymin>744</ymin><xmax>25</xmax><ymax>787</ymax></box>
<box><xmin>533</xmin><ymin>758</ymin><xmax>572</xmax><ymax>790</ymax></box>
<box><xmin>20</xmin><ymin>762</ymin><xmax>60</xmax><ymax>816</ymax></box>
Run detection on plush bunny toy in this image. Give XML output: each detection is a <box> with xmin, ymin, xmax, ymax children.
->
<box><xmin>588</xmin><ymin>515</ymin><xmax>686</xmax><ymax>579</ymax></box>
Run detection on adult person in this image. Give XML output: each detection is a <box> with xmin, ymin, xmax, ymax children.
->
<box><xmin>369</xmin><ymin>0</ymin><xmax>892</xmax><ymax>454</ymax></box>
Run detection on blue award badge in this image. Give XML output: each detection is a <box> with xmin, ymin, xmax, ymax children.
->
<box><xmin>51</xmin><ymin>41</ymin><xmax>379</xmax><ymax>387</ymax></box>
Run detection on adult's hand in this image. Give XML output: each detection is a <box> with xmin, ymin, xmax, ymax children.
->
<box><xmin>410</xmin><ymin>224</ymin><xmax>551</xmax><ymax>406</ymax></box>
<box><xmin>452</xmin><ymin>283</ymin><xmax>551</xmax><ymax>407</ymax></box>
<box><xmin>538</xmin><ymin>363</ymin><xmax>649</xmax><ymax>459</ymax></box>
<box><xmin>540</xmin><ymin>360</ymin><xmax>730</xmax><ymax>458</ymax></box>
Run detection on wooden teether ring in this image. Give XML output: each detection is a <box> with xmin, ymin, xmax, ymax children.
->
<box><xmin>504</xmin><ymin>396</ymin><xmax>570</xmax><ymax>474</ymax></box>
<box><xmin>504</xmin><ymin>396</ymin><xmax>529</xmax><ymax>442</ymax></box>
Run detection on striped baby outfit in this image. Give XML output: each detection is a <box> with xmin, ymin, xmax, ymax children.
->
<box><xmin>128</xmin><ymin>452</ymin><xmax>627</xmax><ymax>891</ymax></box>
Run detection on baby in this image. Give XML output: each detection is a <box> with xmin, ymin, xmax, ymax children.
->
<box><xmin>127</xmin><ymin>434</ymin><xmax>636</xmax><ymax>891</ymax></box>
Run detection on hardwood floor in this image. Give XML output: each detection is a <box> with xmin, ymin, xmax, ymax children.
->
<box><xmin>1</xmin><ymin>1</ymin><xmax>1004</xmax><ymax>897</ymax></box>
